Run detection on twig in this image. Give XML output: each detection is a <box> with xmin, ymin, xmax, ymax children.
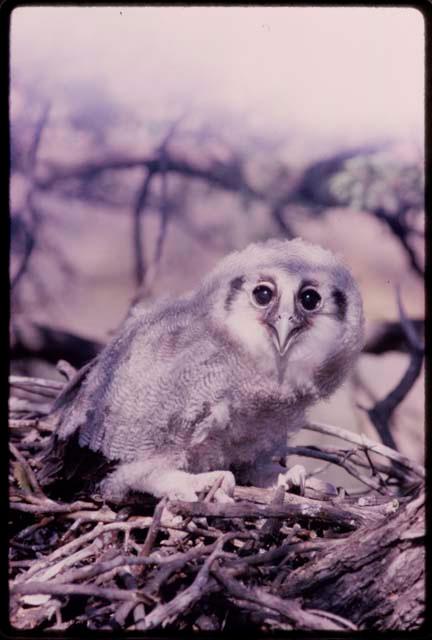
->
<box><xmin>142</xmin><ymin>535</ymin><xmax>247</xmax><ymax>597</ymax></box>
<box><xmin>241</xmin><ymin>486</ymin><xmax>286</xmax><ymax>555</ymax></box>
<box><xmin>14</xmin><ymin>544</ymin><xmax>99</xmax><ymax>586</ymax></box>
<box><xmin>139</xmin><ymin>534</ymin><xmax>233</xmax><ymax>630</ymax></box>
<box><xmin>10</xmin><ymin>321</ymin><xmax>102</xmax><ymax>368</ymax></box>
<box><xmin>303</xmin><ymin>421</ymin><xmax>424</xmax><ymax>478</ymax></box>
<box><xmin>285</xmin><ymin>445</ymin><xmax>391</xmax><ymax>493</ymax></box>
<box><xmin>371</xmin><ymin>207</ymin><xmax>424</xmax><ymax>277</ymax></box>
<box><xmin>9</xmin><ymin>397</ymin><xmax>52</xmax><ymax>415</ymax></box>
<box><xmin>9</xmin><ymin>442</ymin><xmax>45</xmax><ymax>496</ymax></box>
<box><xmin>132</xmin><ymin>117</ymin><xmax>184</xmax><ymax>295</ymax></box>
<box><xmin>56</xmin><ymin>360</ymin><xmax>77</xmax><ymax>381</ymax></box>
<box><xmin>363</xmin><ymin>318</ymin><xmax>424</xmax><ymax>354</ymax></box>
<box><xmin>37</xmin><ymin>151</ymin><xmax>262</xmax><ymax>202</ymax></box>
<box><xmin>154</xmin><ymin>118</ymin><xmax>183</xmax><ymax>267</ymax></box>
<box><xmin>9</xmin><ymin>418</ymin><xmax>40</xmax><ymax>430</ymax></box>
<box><xmin>167</xmin><ymin>498</ymin><xmax>362</xmax><ymax>530</ymax></box>
<box><xmin>11</xmin><ymin>516</ymin><xmax>54</xmax><ymax>542</ymax></box>
<box><xmin>236</xmin><ymin>539</ymin><xmax>330</xmax><ymax>568</ymax></box>
<box><xmin>11</xmin><ymin>104</ymin><xmax>50</xmax><ymax>290</ymax></box>
<box><xmin>17</xmin><ymin>523</ymin><xmax>206</xmax><ymax>598</ymax></box>
<box><xmin>9</xmin><ymin>375</ymin><xmax>64</xmax><ymax>395</ymax></box>
<box><xmin>396</xmin><ymin>287</ymin><xmax>424</xmax><ymax>353</ymax></box>
<box><xmin>49</xmin><ymin>553</ymin><xmax>177</xmax><ymax>587</ymax></box>
<box><xmin>10</xmin><ymin>493</ymin><xmax>96</xmax><ymax>514</ymax></box>
<box><xmin>11</xmin><ymin>581</ymin><xmax>142</xmax><ymax>603</ymax></box>
<box><xmin>132</xmin><ymin>167</ymin><xmax>155</xmax><ymax>286</ymax></box>
<box><xmin>365</xmin><ymin>290</ymin><xmax>424</xmax><ymax>449</ymax></box>
<box><xmin>28</xmin><ymin>103</ymin><xmax>50</xmax><ymax>167</ymax></box>
<box><xmin>116</xmin><ymin>569</ymin><xmax>148</xmax><ymax>629</ymax></box>
<box><xmin>140</xmin><ymin>496</ymin><xmax>167</xmax><ymax>556</ymax></box>
<box><xmin>211</xmin><ymin>566</ymin><xmax>356</xmax><ymax>630</ymax></box>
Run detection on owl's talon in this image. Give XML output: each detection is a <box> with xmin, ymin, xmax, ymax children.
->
<box><xmin>167</xmin><ymin>488</ymin><xmax>199</xmax><ymax>502</ymax></box>
<box><xmin>213</xmin><ymin>487</ymin><xmax>235</xmax><ymax>504</ymax></box>
<box><xmin>192</xmin><ymin>470</ymin><xmax>235</xmax><ymax>499</ymax></box>
<box><xmin>100</xmin><ymin>477</ymin><xmax>128</xmax><ymax>504</ymax></box>
<box><xmin>278</xmin><ymin>464</ymin><xmax>307</xmax><ymax>495</ymax></box>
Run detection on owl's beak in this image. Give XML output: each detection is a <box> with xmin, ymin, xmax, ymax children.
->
<box><xmin>267</xmin><ymin>313</ymin><xmax>303</xmax><ymax>356</ymax></box>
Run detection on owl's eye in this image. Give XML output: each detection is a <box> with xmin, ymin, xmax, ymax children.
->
<box><xmin>299</xmin><ymin>288</ymin><xmax>321</xmax><ymax>311</ymax></box>
<box><xmin>252</xmin><ymin>283</ymin><xmax>275</xmax><ymax>306</ymax></box>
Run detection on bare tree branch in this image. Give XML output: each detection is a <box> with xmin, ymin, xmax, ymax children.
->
<box><xmin>132</xmin><ymin>168</ymin><xmax>155</xmax><ymax>285</ymax></box>
<box><xmin>364</xmin><ymin>318</ymin><xmax>424</xmax><ymax>354</ymax></box>
<box><xmin>11</xmin><ymin>104</ymin><xmax>51</xmax><ymax>291</ymax></box>
<box><xmin>371</xmin><ymin>206</ymin><xmax>424</xmax><ymax>277</ymax></box>
<box><xmin>304</xmin><ymin>421</ymin><xmax>424</xmax><ymax>479</ymax></box>
<box><xmin>363</xmin><ymin>290</ymin><xmax>424</xmax><ymax>450</ymax></box>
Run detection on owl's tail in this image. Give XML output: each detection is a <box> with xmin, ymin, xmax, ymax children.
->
<box><xmin>37</xmin><ymin>431</ymin><xmax>115</xmax><ymax>499</ymax></box>
<box><xmin>36</xmin><ymin>356</ymin><xmax>106</xmax><ymax>496</ymax></box>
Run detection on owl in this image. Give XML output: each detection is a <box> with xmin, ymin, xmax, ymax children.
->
<box><xmin>39</xmin><ymin>238</ymin><xmax>364</xmax><ymax>503</ymax></box>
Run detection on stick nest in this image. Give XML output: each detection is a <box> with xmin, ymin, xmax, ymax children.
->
<box><xmin>8</xmin><ymin>375</ymin><xmax>424</xmax><ymax>632</ymax></box>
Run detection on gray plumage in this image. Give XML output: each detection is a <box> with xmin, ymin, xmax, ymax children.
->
<box><xmin>40</xmin><ymin>238</ymin><xmax>364</xmax><ymax>502</ymax></box>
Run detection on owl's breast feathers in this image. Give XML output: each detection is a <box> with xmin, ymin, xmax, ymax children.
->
<box><xmin>39</xmin><ymin>304</ymin><xmax>307</xmax><ymax>487</ymax></box>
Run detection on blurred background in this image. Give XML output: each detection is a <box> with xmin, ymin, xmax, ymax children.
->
<box><xmin>9</xmin><ymin>7</ymin><xmax>425</xmax><ymax>482</ymax></box>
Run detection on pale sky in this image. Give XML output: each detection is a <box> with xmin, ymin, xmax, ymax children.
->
<box><xmin>11</xmin><ymin>6</ymin><xmax>424</xmax><ymax>145</ymax></box>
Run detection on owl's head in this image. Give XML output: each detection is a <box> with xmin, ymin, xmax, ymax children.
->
<box><xmin>203</xmin><ymin>238</ymin><xmax>364</xmax><ymax>397</ymax></box>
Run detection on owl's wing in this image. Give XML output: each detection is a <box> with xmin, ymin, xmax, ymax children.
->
<box><xmin>47</xmin><ymin>296</ymin><xmax>233</xmax><ymax>465</ymax></box>
<box><xmin>37</xmin><ymin>305</ymin><xmax>156</xmax><ymax>482</ymax></box>
<box><xmin>36</xmin><ymin>354</ymin><xmax>103</xmax><ymax>488</ymax></box>
<box><xmin>51</xmin><ymin>305</ymin><xmax>156</xmax><ymax>443</ymax></box>
<box><xmin>81</xmin><ymin>312</ymin><xmax>234</xmax><ymax>461</ymax></box>
<box><xmin>50</xmin><ymin>356</ymin><xmax>100</xmax><ymax>415</ymax></box>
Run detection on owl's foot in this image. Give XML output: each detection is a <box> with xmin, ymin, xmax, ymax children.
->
<box><xmin>99</xmin><ymin>475</ymin><xmax>129</xmax><ymax>504</ymax></box>
<box><xmin>277</xmin><ymin>464</ymin><xmax>307</xmax><ymax>495</ymax></box>
<box><xmin>100</xmin><ymin>462</ymin><xmax>235</xmax><ymax>504</ymax></box>
<box><xmin>153</xmin><ymin>470</ymin><xmax>235</xmax><ymax>503</ymax></box>
<box><xmin>190</xmin><ymin>470</ymin><xmax>236</xmax><ymax>503</ymax></box>
<box><xmin>154</xmin><ymin>469</ymin><xmax>235</xmax><ymax>503</ymax></box>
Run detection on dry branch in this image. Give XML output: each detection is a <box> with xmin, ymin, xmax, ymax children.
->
<box><xmin>304</xmin><ymin>421</ymin><xmax>425</xmax><ymax>479</ymax></box>
<box><xmin>10</xmin><ymin>321</ymin><xmax>103</xmax><ymax>368</ymax></box>
<box><xmin>8</xmin><ymin>374</ymin><xmax>424</xmax><ymax>631</ymax></box>
<box><xmin>364</xmin><ymin>290</ymin><xmax>424</xmax><ymax>450</ymax></box>
<box><xmin>364</xmin><ymin>318</ymin><xmax>424</xmax><ymax>354</ymax></box>
<box><xmin>280</xmin><ymin>491</ymin><xmax>425</xmax><ymax>630</ymax></box>
<box><xmin>167</xmin><ymin>498</ymin><xmax>363</xmax><ymax>530</ymax></box>
<box><xmin>212</xmin><ymin>566</ymin><xmax>356</xmax><ymax>630</ymax></box>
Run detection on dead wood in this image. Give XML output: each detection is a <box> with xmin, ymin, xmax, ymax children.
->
<box><xmin>8</xmin><ymin>376</ymin><xmax>425</xmax><ymax>632</ymax></box>
<box><xmin>279</xmin><ymin>491</ymin><xmax>425</xmax><ymax>630</ymax></box>
<box><xmin>10</xmin><ymin>320</ymin><xmax>103</xmax><ymax>368</ymax></box>
<box><xmin>361</xmin><ymin>290</ymin><xmax>424</xmax><ymax>450</ymax></box>
<box><xmin>167</xmin><ymin>498</ymin><xmax>364</xmax><ymax>530</ymax></box>
<box><xmin>364</xmin><ymin>318</ymin><xmax>424</xmax><ymax>355</ymax></box>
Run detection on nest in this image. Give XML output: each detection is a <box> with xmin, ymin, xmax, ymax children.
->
<box><xmin>8</xmin><ymin>373</ymin><xmax>425</xmax><ymax>632</ymax></box>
